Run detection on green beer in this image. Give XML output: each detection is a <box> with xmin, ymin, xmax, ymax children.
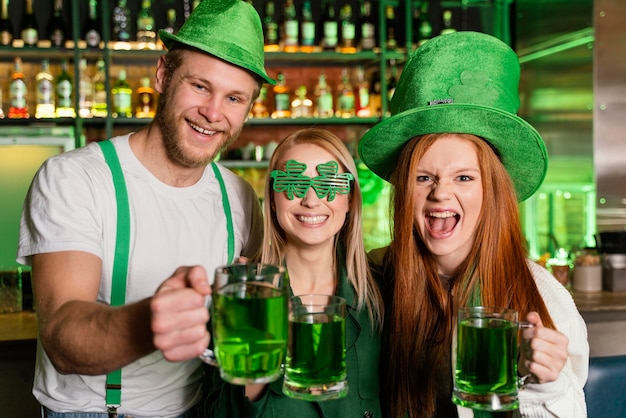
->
<box><xmin>283</xmin><ymin>311</ymin><xmax>347</xmax><ymax>400</ymax></box>
<box><xmin>213</xmin><ymin>282</ymin><xmax>287</xmax><ymax>384</ymax></box>
<box><xmin>454</xmin><ymin>316</ymin><xmax>519</xmax><ymax>410</ymax></box>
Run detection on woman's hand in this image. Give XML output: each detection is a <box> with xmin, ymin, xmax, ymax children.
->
<box><xmin>518</xmin><ymin>311</ymin><xmax>569</xmax><ymax>383</ymax></box>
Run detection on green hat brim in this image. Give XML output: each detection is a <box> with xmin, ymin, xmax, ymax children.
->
<box><xmin>358</xmin><ymin>103</ymin><xmax>548</xmax><ymax>202</ymax></box>
<box><xmin>159</xmin><ymin>29</ymin><xmax>275</xmax><ymax>85</ymax></box>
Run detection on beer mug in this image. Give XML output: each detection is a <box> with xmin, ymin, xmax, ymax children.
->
<box><xmin>452</xmin><ymin>306</ymin><xmax>533</xmax><ymax>411</ymax></box>
<box><xmin>199</xmin><ymin>263</ymin><xmax>288</xmax><ymax>385</ymax></box>
<box><xmin>283</xmin><ymin>294</ymin><xmax>348</xmax><ymax>401</ymax></box>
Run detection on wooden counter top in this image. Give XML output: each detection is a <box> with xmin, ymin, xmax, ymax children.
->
<box><xmin>572</xmin><ymin>291</ymin><xmax>626</xmax><ymax>313</ymax></box>
<box><xmin>0</xmin><ymin>311</ymin><xmax>37</xmax><ymax>343</ymax></box>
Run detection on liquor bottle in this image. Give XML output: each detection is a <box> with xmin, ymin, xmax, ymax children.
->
<box><xmin>313</xmin><ymin>72</ymin><xmax>333</xmax><ymax>118</ymax></box>
<box><xmin>281</xmin><ymin>0</ymin><xmax>298</xmax><ymax>53</ymax></box>
<box><xmin>35</xmin><ymin>59</ymin><xmax>56</xmax><ymax>119</ymax></box>
<box><xmin>8</xmin><ymin>57</ymin><xmax>30</xmax><ymax>119</ymax></box>
<box><xmin>112</xmin><ymin>69</ymin><xmax>133</xmax><ymax>118</ymax></box>
<box><xmin>386</xmin><ymin>61</ymin><xmax>398</xmax><ymax>115</ymax></box>
<box><xmin>0</xmin><ymin>0</ymin><xmax>12</xmax><ymax>46</ymax></box>
<box><xmin>55</xmin><ymin>59</ymin><xmax>75</xmax><ymax>118</ymax></box>
<box><xmin>384</xmin><ymin>4</ymin><xmax>396</xmax><ymax>50</ymax></box>
<box><xmin>368</xmin><ymin>70</ymin><xmax>381</xmax><ymax>117</ymax></box>
<box><xmin>440</xmin><ymin>10</ymin><xmax>457</xmax><ymax>35</ymax></box>
<box><xmin>112</xmin><ymin>0</ymin><xmax>131</xmax><ymax>43</ymax></box>
<box><xmin>0</xmin><ymin>87</ymin><xmax>4</xmax><ymax>118</ymax></box>
<box><xmin>290</xmin><ymin>86</ymin><xmax>313</xmax><ymax>118</ymax></box>
<box><xmin>271</xmin><ymin>72</ymin><xmax>291</xmax><ymax>119</ymax></box>
<box><xmin>135</xmin><ymin>77</ymin><xmax>156</xmax><ymax>118</ymax></box>
<box><xmin>299</xmin><ymin>0</ymin><xmax>315</xmax><ymax>53</ymax></box>
<box><xmin>20</xmin><ymin>0</ymin><xmax>39</xmax><ymax>47</ymax></box>
<box><xmin>48</xmin><ymin>0</ymin><xmax>67</xmax><ymax>48</ymax></box>
<box><xmin>78</xmin><ymin>59</ymin><xmax>93</xmax><ymax>118</ymax></box>
<box><xmin>263</xmin><ymin>1</ymin><xmax>279</xmax><ymax>52</ymax></box>
<box><xmin>91</xmin><ymin>58</ymin><xmax>108</xmax><ymax>117</ymax></box>
<box><xmin>414</xmin><ymin>2</ymin><xmax>432</xmax><ymax>47</ymax></box>
<box><xmin>137</xmin><ymin>0</ymin><xmax>157</xmax><ymax>50</ymax></box>
<box><xmin>338</xmin><ymin>2</ymin><xmax>357</xmax><ymax>54</ymax></box>
<box><xmin>359</xmin><ymin>0</ymin><xmax>375</xmax><ymax>51</ymax></box>
<box><xmin>83</xmin><ymin>0</ymin><xmax>101</xmax><ymax>48</ymax></box>
<box><xmin>336</xmin><ymin>68</ymin><xmax>355</xmax><ymax>118</ymax></box>
<box><xmin>355</xmin><ymin>66</ymin><xmax>371</xmax><ymax>118</ymax></box>
<box><xmin>320</xmin><ymin>0</ymin><xmax>338</xmax><ymax>51</ymax></box>
<box><xmin>163</xmin><ymin>8</ymin><xmax>177</xmax><ymax>35</ymax></box>
<box><xmin>250</xmin><ymin>85</ymin><xmax>269</xmax><ymax>118</ymax></box>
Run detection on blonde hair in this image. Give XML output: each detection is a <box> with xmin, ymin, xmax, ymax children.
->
<box><xmin>262</xmin><ymin>128</ymin><xmax>383</xmax><ymax>329</ymax></box>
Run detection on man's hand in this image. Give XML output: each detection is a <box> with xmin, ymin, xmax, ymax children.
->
<box><xmin>151</xmin><ymin>266</ymin><xmax>211</xmax><ymax>362</ymax></box>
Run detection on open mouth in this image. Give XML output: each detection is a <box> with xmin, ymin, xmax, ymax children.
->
<box><xmin>426</xmin><ymin>210</ymin><xmax>460</xmax><ymax>236</ymax></box>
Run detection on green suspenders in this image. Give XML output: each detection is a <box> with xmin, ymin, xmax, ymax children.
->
<box><xmin>97</xmin><ymin>140</ymin><xmax>235</xmax><ymax>415</ymax></box>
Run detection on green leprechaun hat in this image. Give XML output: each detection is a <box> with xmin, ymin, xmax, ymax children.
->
<box><xmin>358</xmin><ymin>31</ymin><xmax>547</xmax><ymax>202</ymax></box>
<box><xmin>159</xmin><ymin>0</ymin><xmax>275</xmax><ymax>85</ymax></box>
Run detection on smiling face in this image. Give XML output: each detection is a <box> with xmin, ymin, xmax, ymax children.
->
<box><xmin>412</xmin><ymin>135</ymin><xmax>484</xmax><ymax>275</ymax></box>
<box><xmin>154</xmin><ymin>49</ymin><xmax>258</xmax><ymax>168</ymax></box>
<box><xmin>272</xmin><ymin>144</ymin><xmax>351</xmax><ymax>251</ymax></box>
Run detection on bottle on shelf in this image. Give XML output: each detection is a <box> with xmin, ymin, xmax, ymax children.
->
<box><xmin>271</xmin><ymin>72</ymin><xmax>291</xmax><ymax>119</ymax></box>
<box><xmin>386</xmin><ymin>60</ymin><xmax>398</xmax><ymax>115</ymax></box>
<box><xmin>440</xmin><ymin>10</ymin><xmax>457</xmax><ymax>35</ymax></box>
<box><xmin>320</xmin><ymin>0</ymin><xmax>338</xmax><ymax>51</ymax></box>
<box><xmin>91</xmin><ymin>58</ymin><xmax>108</xmax><ymax>118</ymax></box>
<box><xmin>384</xmin><ymin>4</ymin><xmax>397</xmax><ymax>50</ymax></box>
<box><xmin>313</xmin><ymin>71</ymin><xmax>333</xmax><ymax>118</ymax></box>
<box><xmin>135</xmin><ymin>76</ymin><xmax>156</xmax><ymax>118</ymax></box>
<box><xmin>359</xmin><ymin>0</ymin><xmax>376</xmax><ymax>51</ymax></box>
<box><xmin>368</xmin><ymin>70</ymin><xmax>382</xmax><ymax>117</ymax></box>
<box><xmin>78</xmin><ymin>58</ymin><xmax>93</xmax><ymax>118</ymax></box>
<box><xmin>0</xmin><ymin>87</ymin><xmax>4</xmax><ymax>118</ymax></box>
<box><xmin>263</xmin><ymin>1</ymin><xmax>279</xmax><ymax>52</ymax></box>
<box><xmin>415</xmin><ymin>2</ymin><xmax>432</xmax><ymax>48</ymax></box>
<box><xmin>112</xmin><ymin>69</ymin><xmax>133</xmax><ymax>118</ymax></box>
<box><xmin>47</xmin><ymin>0</ymin><xmax>67</xmax><ymax>48</ymax></box>
<box><xmin>250</xmin><ymin>85</ymin><xmax>269</xmax><ymax>118</ymax></box>
<box><xmin>20</xmin><ymin>0</ymin><xmax>39</xmax><ymax>47</ymax></box>
<box><xmin>163</xmin><ymin>8</ymin><xmax>177</xmax><ymax>35</ymax></box>
<box><xmin>8</xmin><ymin>57</ymin><xmax>30</xmax><ymax>119</ymax></box>
<box><xmin>281</xmin><ymin>0</ymin><xmax>298</xmax><ymax>53</ymax></box>
<box><xmin>299</xmin><ymin>0</ymin><xmax>316</xmax><ymax>53</ymax></box>
<box><xmin>137</xmin><ymin>0</ymin><xmax>157</xmax><ymax>50</ymax></box>
<box><xmin>55</xmin><ymin>59</ymin><xmax>75</xmax><ymax>118</ymax></box>
<box><xmin>336</xmin><ymin>68</ymin><xmax>355</xmax><ymax>118</ymax></box>
<box><xmin>355</xmin><ymin>66</ymin><xmax>371</xmax><ymax>118</ymax></box>
<box><xmin>83</xmin><ymin>0</ymin><xmax>102</xmax><ymax>48</ymax></box>
<box><xmin>35</xmin><ymin>59</ymin><xmax>55</xmax><ymax>119</ymax></box>
<box><xmin>338</xmin><ymin>2</ymin><xmax>357</xmax><ymax>54</ymax></box>
<box><xmin>0</xmin><ymin>0</ymin><xmax>13</xmax><ymax>46</ymax></box>
<box><xmin>112</xmin><ymin>0</ymin><xmax>132</xmax><ymax>47</ymax></box>
<box><xmin>290</xmin><ymin>86</ymin><xmax>313</xmax><ymax>118</ymax></box>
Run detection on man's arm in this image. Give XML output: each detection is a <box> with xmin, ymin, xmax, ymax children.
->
<box><xmin>33</xmin><ymin>251</ymin><xmax>211</xmax><ymax>375</ymax></box>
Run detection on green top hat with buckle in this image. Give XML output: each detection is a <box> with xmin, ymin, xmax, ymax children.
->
<box><xmin>159</xmin><ymin>0</ymin><xmax>275</xmax><ymax>85</ymax></box>
<box><xmin>358</xmin><ymin>31</ymin><xmax>547</xmax><ymax>202</ymax></box>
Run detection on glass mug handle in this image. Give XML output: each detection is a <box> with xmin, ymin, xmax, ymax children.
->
<box><xmin>199</xmin><ymin>295</ymin><xmax>218</xmax><ymax>366</ymax></box>
<box><xmin>518</xmin><ymin>321</ymin><xmax>536</xmax><ymax>386</ymax></box>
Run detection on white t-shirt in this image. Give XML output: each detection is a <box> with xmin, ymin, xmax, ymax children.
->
<box><xmin>18</xmin><ymin>134</ymin><xmax>263</xmax><ymax>416</ymax></box>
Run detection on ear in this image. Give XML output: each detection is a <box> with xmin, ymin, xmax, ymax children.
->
<box><xmin>154</xmin><ymin>55</ymin><xmax>168</xmax><ymax>94</ymax></box>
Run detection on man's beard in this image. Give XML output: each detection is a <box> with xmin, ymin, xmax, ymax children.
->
<box><xmin>155</xmin><ymin>87</ymin><xmax>243</xmax><ymax>168</ymax></box>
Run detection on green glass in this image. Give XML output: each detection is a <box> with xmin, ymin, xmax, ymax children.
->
<box><xmin>283</xmin><ymin>295</ymin><xmax>348</xmax><ymax>401</ymax></box>
<box><xmin>453</xmin><ymin>307</ymin><xmax>528</xmax><ymax>411</ymax></box>
<box><xmin>213</xmin><ymin>283</ymin><xmax>287</xmax><ymax>384</ymax></box>
<box><xmin>201</xmin><ymin>263</ymin><xmax>288</xmax><ymax>385</ymax></box>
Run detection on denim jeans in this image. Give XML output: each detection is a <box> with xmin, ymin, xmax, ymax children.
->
<box><xmin>42</xmin><ymin>405</ymin><xmax>200</xmax><ymax>418</ymax></box>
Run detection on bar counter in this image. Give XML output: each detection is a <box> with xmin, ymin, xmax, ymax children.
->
<box><xmin>0</xmin><ymin>291</ymin><xmax>625</xmax><ymax>343</ymax></box>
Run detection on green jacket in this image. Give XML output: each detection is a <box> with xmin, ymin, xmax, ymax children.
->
<box><xmin>204</xmin><ymin>260</ymin><xmax>382</xmax><ymax>418</ymax></box>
